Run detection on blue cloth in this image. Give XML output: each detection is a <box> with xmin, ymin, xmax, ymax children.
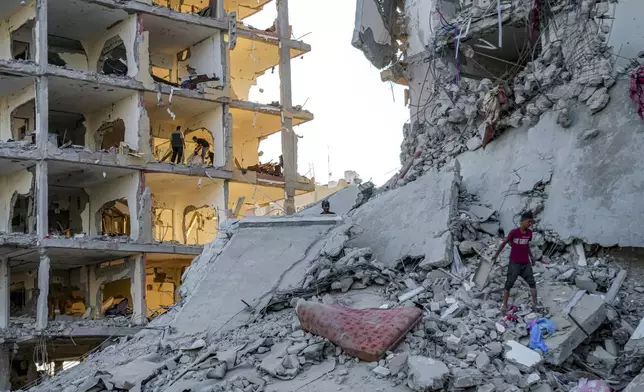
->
<box><xmin>528</xmin><ymin>318</ymin><xmax>556</xmax><ymax>353</ymax></box>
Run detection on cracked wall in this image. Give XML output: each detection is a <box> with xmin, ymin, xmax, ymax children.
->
<box><xmin>83</xmin><ymin>92</ymin><xmax>142</xmax><ymax>151</ymax></box>
<box><xmin>48</xmin><ymin>187</ymin><xmax>89</xmax><ymax>236</ymax></box>
<box><xmin>83</xmin><ymin>173</ymin><xmax>141</xmax><ymax>240</ymax></box>
<box><xmin>0</xmin><ymin>84</ymin><xmax>36</xmax><ymax>142</ymax></box>
<box><xmin>0</xmin><ymin>0</ymin><xmax>36</xmax><ymax>61</ymax></box>
<box><xmin>352</xmin><ymin>0</ymin><xmax>398</xmax><ymax>69</ymax></box>
<box><xmin>177</xmin><ymin>33</ymin><xmax>224</xmax><ymax>89</ymax></box>
<box><xmin>0</xmin><ymin>169</ymin><xmax>33</xmax><ymax>233</ymax></box>
<box><xmin>82</xmin><ymin>14</ymin><xmax>139</xmax><ymax>78</ymax></box>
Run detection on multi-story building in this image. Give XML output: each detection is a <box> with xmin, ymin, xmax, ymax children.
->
<box><xmin>0</xmin><ymin>0</ymin><xmax>313</xmax><ymax>388</ymax></box>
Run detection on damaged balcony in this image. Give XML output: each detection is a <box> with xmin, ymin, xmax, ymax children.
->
<box><xmin>140</xmin><ymin>8</ymin><xmax>228</xmax><ymax>100</ymax></box>
<box><xmin>147</xmin><ymin>172</ymin><xmax>225</xmax><ymax>245</ymax></box>
<box><xmin>151</xmin><ymin>0</ymin><xmax>271</xmax><ymax>20</ymax></box>
<box><xmin>229</xmin><ymin>32</ymin><xmax>310</xmax><ymax>101</ymax></box>
<box><xmin>46</xmin><ymin>76</ymin><xmax>148</xmax><ymax>165</ymax></box>
<box><xmin>0</xmin><ymin>73</ymin><xmax>40</xmax><ymax>159</ymax></box>
<box><xmin>230</xmin><ymin>101</ymin><xmax>314</xmax><ymax>191</ymax></box>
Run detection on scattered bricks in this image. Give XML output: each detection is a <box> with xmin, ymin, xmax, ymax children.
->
<box><xmin>504</xmin><ymin>340</ymin><xmax>543</xmax><ymax>373</ymax></box>
<box><xmin>406</xmin><ymin>356</ymin><xmax>449</xmax><ymax>391</ymax></box>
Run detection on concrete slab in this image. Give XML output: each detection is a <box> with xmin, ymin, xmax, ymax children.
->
<box><xmin>171</xmin><ymin>224</ymin><xmax>332</xmax><ymax>337</ymax></box>
<box><xmin>348</xmin><ymin>165</ymin><xmax>460</xmax><ymax>269</ymax></box>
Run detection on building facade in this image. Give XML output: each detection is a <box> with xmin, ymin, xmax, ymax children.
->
<box><xmin>0</xmin><ymin>0</ymin><xmax>312</xmax><ymax>388</ymax></box>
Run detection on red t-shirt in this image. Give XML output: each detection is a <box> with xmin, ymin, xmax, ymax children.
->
<box><xmin>506</xmin><ymin>228</ymin><xmax>532</xmax><ymax>264</ymax></box>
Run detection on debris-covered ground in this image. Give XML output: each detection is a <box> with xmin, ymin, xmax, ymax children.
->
<box><xmin>23</xmin><ymin>164</ymin><xmax>644</xmax><ymax>392</ymax></box>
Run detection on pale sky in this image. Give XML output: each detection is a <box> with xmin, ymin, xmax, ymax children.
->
<box><xmin>244</xmin><ymin>0</ymin><xmax>409</xmax><ymax>185</ymax></box>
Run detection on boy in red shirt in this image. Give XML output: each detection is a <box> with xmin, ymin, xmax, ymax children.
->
<box><xmin>491</xmin><ymin>212</ymin><xmax>537</xmax><ymax>312</ymax></box>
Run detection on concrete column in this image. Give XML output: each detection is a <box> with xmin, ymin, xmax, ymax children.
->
<box><xmin>130</xmin><ymin>254</ymin><xmax>147</xmax><ymax>325</ymax></box>
<box><xmin>87</xmin><ymin>265</ymin><xmax>99</xmax><ymax>312</ymax></box>
<box><xmin>223</xmin><ymin>106</ymin><xmax>234</xmax><ymax>170</ymax></box>
<box><xmin>0</xmin><ymin>344</ymin><xmax>11</xmax><ymax>391</ymax></box>
<box><xmin>79</xmin><ymin>265</ymin><xmax>89</xmax><ymax>310</ymax></box>
<box><xmin>277</xmin><ymin>0</ymin><xmax>296</xmax><ymax>215</ymax></box>
<box><xmin>35</xmin><ymin>249</ymin><xmax>50</xmax><ymax>331</ymax></box>
<box><xmin>35</xmin><ymin>77</ymin><xmax>49</xmax><ymax>153</ymax></box>
<box><xmin>35</xmin><ymin>160</ymin><xmax>48</xmax><ymax>238</ymax></box>
<box><xmin>136</xmin><ymin>172</ymin><xmax>152</xmax><ymax>244</ymax></box>
<box><xmin>35</xmin><ymin>0</ymin><xmax>48</xmax><ymax>67</ymax></box>
<box><xmin>0</xmin><ymin>258</ymin><xmax>9</xmax><ymax>330</ymax></box>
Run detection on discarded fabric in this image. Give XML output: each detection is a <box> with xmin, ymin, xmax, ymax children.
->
<box><xmin>528</xmin><ymin>317</ymin><xmax>556</xmax><ymax>353</ymax></box>
<box><xmin>295</xmin><ymin>300</ymin><xmax>422</xmax><ymax>362</ymax></box>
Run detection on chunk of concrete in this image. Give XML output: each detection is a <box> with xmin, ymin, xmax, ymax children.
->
<box><xmin>451</xmin><ymin>367</ymin><xmax>483</xmax><ymax>388</ymax></box>
<box><xmin>544</xmin><ymin>293</ymin><xmax>607</xmax><ymax>365</ymax></box>
<box><xmin>349</xmin><ymin>166</ymin><xmax>460</xmax><ymax>270</ymax></box>
<box><xmin>503</xmin><ymin>340</ymin><xmax>543</xmax><ymax>372</ymax></box>
<box><xmin>406</xmin><ymin>356</ymin><xmax>449</xmax><ymax>391</ymax></box>
<box><xmin>623</xmin><ymin>373</ymin><xmax>644</xmax><ymax>392</ymax></box>
<box><xmin>468</xmin><ymin>204</ymin><xmax>495</xmax><ymax>222</ymax></box>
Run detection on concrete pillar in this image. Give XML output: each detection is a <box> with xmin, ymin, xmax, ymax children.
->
<box><xmin>35</xmin><ymin>0</ymin><xmax>48</xmax><ymax>67</ymax></box>
<box><xmin>223</xmin><ymin>106</ymin><xmax>234</xmax><ymax>170</ymax></box>
<box><xmin>79</xmin><ymin>265</ymin><xmax>89</xmax><ymax>310</ymax></box>
<box><xmin>277</xmin><ymin>0</ymin><xmax>296</xmax><ymax>215</ymax></box>
<box><xmin>0</xmin><ymin>259</ymin><xmax>9</xmax><ymax>330</ymax></box>
<box><xmin>35</xmin><ymin>77</ymin><xmax>49</xmax><ymax>153</ymax></box>
<box><xmin>35</xmin><ymin>160</ymin><xmax>48</xmax><ymax>238</ymax></box>
<box><xmin>35</xmin><ymin>249</ymin><xmax>50</xmax><ymax>331</ymax></box>
<box><xmin>87</xmin><ymin>265</ymin><xmax>99</xmax><ymax>312</ymax></box>
<box><xmin>0</xmin><ymin>344</ymin><xmax>11</xmax><ymax>391</ymax></box>
<box><xmin>130</xmin><ymin>254</ymin><xmax>147</xmax><ymax>325</ymax></box>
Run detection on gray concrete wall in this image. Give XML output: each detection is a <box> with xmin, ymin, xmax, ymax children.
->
<box><xmin>457</xmin><ymin>79</ymin><xmax>644</xmax><ymax>247</ymax></box>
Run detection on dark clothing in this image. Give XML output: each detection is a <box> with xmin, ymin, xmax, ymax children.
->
<box><xmin>171</xmin><ymin>145</ymin><xmax>183</xmax><ymax>163</ymax></box>
<box><xmin>194</xmin><ymin>138</ymin><xmax>210</xmax><ymax>148</ymax></box>
<box><xmin>171</xmin><ymin>131</ymin><xmax>184</xmax><ymax>147</ymax></box>
<box><xmin>321</xmin><ymin>211</ymin><xmax>335</xmax><ymax>215</ymax></box>
<box><xmin>199</xmin><ymin>145</ymin><xmax>210</xmax><ymax>161</ymax></box>
<box><xmin>505</xmin><ymin>262</ymin><xmax>536</xmax><ymax>290</ymax></box>
<box><xmin>506</xmin><ymin>228</ymin><xmax>532</xmax><ymax>264</ymax></box>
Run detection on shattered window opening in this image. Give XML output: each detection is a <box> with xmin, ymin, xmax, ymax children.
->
<box><xmin>97</xmin><ymin>36</ymin><xmax>128</xmax><ymax>76</ymax></box>
<box><xmin>96</xmin><ymin>119</ymin><xmax>126</xmax><ymax>152</ymax></box>
<box><xmin>10</xmin><ymin>194</ymin><xmax>32</xmax><ymax>234</ymax></box>
<box><xmin>98</xmin><ymin>199</ymin><xmax>131</xmax><ymax>237</ymax></box>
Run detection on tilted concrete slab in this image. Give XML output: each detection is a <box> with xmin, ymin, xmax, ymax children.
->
<box><xmin>171</xmin><ymin>223</ymin><xmax>333</xmax><ymax>337</ymax></box>
<box><xmin>238</xmin><ymin>216</ymin><xmax>342</xmax><ymax>228</ymax></box>
<box><xmin>348</xmin><ymin>165</ymin><xmax>460</xmax><ymax>269</ymax></box>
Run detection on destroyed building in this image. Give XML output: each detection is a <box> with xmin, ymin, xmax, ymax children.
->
<box><xmin>5</xmin><ymin>0</ymin><xmax>644</xmax><ymax>391</ymax></box>
<box><xmin>0</xmin><ymin>0</ymin><xmax>314</xmax><ymax>389</ymax></box>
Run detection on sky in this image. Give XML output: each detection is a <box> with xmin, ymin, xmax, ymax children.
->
<box><xmin>243</xmin><ymin>0</ymin><xmax>410</xmax><ymax>186</ymax></box>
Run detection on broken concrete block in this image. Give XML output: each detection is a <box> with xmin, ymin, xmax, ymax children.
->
<box><xmin>504</xmin><ymin>340</ymin><xmax>543</xmax><ymax>372</ymax></box>
<box><xmin>587</xmin><ymin>346</ymin><xmax>616</xmax><ymax>368</ymax></box>
<box><xmin>623</xmin><ymin>373</ymin><xmax>644</xmax><ymax>392</ymax></box>
<box><xmin>406</xmin><ymin>356</ymin><xmax>449</xmax><ymax>391</ymax></box>
<box><xmin>301</xmin><ymin>343</ymin><xmax>325</xmax><ymax>361</ymax></box>
<box><xmin>372</xmin><ymin>365</ymin><xmax>391</xmax><ymax>376</ymax></box>
<box><xmin>458</xmin><ymin>240</ymin><xmax>483</xmax><ymax>256</ymax></box>
<box><xmin>476</xmin><ymin>351</ymin><xmax>490</xmax><ymax>370</ymax></box>
<box><xmin>387</xmin><ymin>352</ymin><xmax>408</xmax><ymax>375</ymax></box>
<box><xmin>545</xmin><ymin>294</ymin><xmax>606</xmax><ymax>365</ymax></box>
<box><xmin>587</xmin><ymin>87</ymin><xmax>610</xmax><ymax>114</ymax></box>
<box><xmin>502</xmin><ymin>364</ymin><xmax>522</xmax><ymax>384</ymax></box>
<box><xmin>451</xmin><ymin>367</ymin><xmax>483</xmax><ymax>388</ymax></box>
<box><xmin>349</xmin><ymin>166</ymin><xmax>460</xmax><ymax>270</ymax></box>
<box><xmin>575</xmin><ymin>273</ymin><xmax>597</xmax><ymax>292</ymax></box>
<box><xmin>466</xmin><ymin>136</ymin><xmax>482</xmax><ymax>151</ymax></box>
<box><xmin>468</xmin><ymin>204</ymin><xmax>495</xmax><ymax>222</ymax></box>
<box><xmin>605</xmin><ymin>338</ymin><xmax>618</xmax><ymax>356</ymax></box>
<box><xmin>206</xmin><ymin>363</ymin><xmax>227</xmax><ymax>379</ymax></box>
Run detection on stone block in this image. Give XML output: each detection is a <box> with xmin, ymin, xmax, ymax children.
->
<box><xmin>406</xmin><ymin>356</ymin><xmax>449</xmax><ymax>391</ymax></box>
<box><xmin>503</xmin><ymin>340</ymin><xmax>543</xmax><ymax>372</ymax></box>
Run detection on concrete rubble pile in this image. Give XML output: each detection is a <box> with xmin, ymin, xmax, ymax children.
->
<box><xmin>24</xmin><ymin>164</ymin><xmax>644</xmax><ymax>392</ymax></box>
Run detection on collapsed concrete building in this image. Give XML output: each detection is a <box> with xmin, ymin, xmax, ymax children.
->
<box><xmin>5</xmin><ymin>0</ymin><xmax>644</xmax><ymax>391</ymax></box>
<box><xmin>0</xmin><ymin>0</ymin><xmax>315</xmax><ymax>388</ymax></box>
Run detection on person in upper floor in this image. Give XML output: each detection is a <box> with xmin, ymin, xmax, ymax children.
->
<box><xmin>170</xmin><ymin>126</ymin><xmax>185</xmax><ymax>164</ymax></box>
<box><xmin>192</xmin><ymin>136</ymin><xmax>211</xmax><ymax>166</ymax></box>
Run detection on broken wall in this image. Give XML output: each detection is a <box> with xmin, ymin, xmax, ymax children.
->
<box><xmin>0</xmin><ymin>0</ymin><xmax>36</xmax><ymax>61</ymax></box>
<box><xmin>351</xmin><ymin>0</ymin><xmax>398</xmax><ymax>69</ymax></box>
<box><xmin>459</xmin><ymin>79</ymin><xmax>644</xmax><ymax>247</ymax></box>
<box><xmin>0</xmin><ymin>169</ymin><xmax>33</xmax><ymax>233</ymax></box>
<box><xmin>88</xmin><ymin>258</ymin><xmax>134</xmax><ymax>311</ymax></box>
<box><xmin>233</xmin><ymin>132</ymin><xmax>260</xmax><ymax>168</ymax></box>
<box><xmin>177</xmin><ymin>33</ymin><xmax>224</xmax><ymax>88</ymax></box>
<box><xmin>83</xmin><ymin>173</ymin><xmax>141</xmax><ymax>240</ymax></box>
<box><xmin>0</xmin><ymin>84</ymin><xmax>36</xmax><ymax>142</ymax></box>
<box><xmin>48</xmin><ymin>187</ymin><xmax>89</xmax><ymax>235</ymax></box>
<box><xmin>82</xmin><ymin>14</ymin><xmax>139</xmax><ymax>78</ymax></box>
<box><xmin>83</xmin><ymin>92</ymin><xmax>142</xmax><ymax>151</ymax></box>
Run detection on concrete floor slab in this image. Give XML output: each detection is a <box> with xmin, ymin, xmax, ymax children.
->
<box><xmin>348</xmin><ymin>166</ymin><xmax>460</xmax><ymax>269</ymax></box>
<box><xmin>171</xmin><ymin>223</ymin><xmax>332</xmax><ymax>337</ymax></box>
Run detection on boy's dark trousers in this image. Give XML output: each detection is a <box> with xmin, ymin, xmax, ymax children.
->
<box><xmin>171</xmin><ymin>145</ymin><xmax>183</xmax><ymax>163</ymax></box>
